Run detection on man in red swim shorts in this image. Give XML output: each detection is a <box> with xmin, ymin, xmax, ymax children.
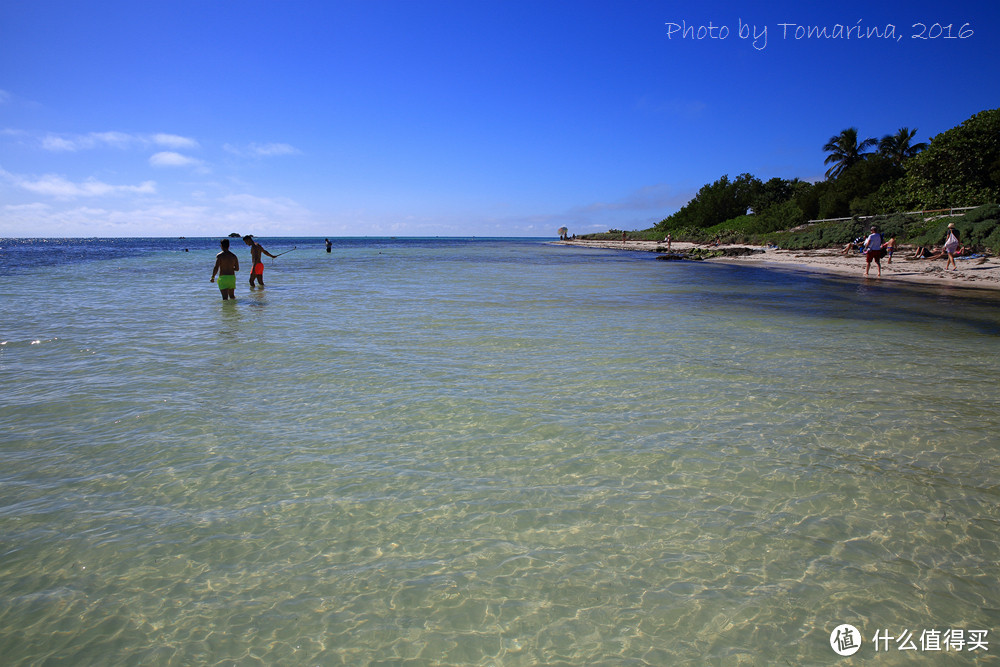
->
<box><xmin>243</xmin><ymin>235</ymin><xmax>277</xmax><ymax>287</ymax></box>
<box><xmin>862</xmin><ymin>225</ymin><xmax>883</xmax><ymax>278</ymax></box>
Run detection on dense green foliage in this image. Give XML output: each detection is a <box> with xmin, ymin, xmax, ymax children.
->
<box><xmin>583</xmin><ymin>204</ymin><xmax>1000</xmax><ymax>252</ymax></box>
<box><xmin>653</xmin><ymin>175</ymin><xmax>811</xmax><ymax>235</ymax></box>
<box><xmin>605</xmin><ymin>108</ymin><xmax>1000</xmax><ymax>251</ymax></box>
<box><xmin>816</xmin><ymin>155</ymin><xmax>904</xmax><ymax>218</ymax></box>
<box><xmin>653</xmin><ymin>173</ymin><xmax>758</xmax><ymax>232</ymax></box>
<box><xmin>873</xmin><ymin>109</ymin><xmax>1000</xmax><ymax>211</ymax></box>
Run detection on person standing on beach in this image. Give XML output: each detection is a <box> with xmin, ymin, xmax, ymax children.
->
<box><xmin>943</xmin><ymin>223</ymin><xmax>961</xmax><ymax>270</ymax></box>
<box><xmin>862</xmin><ymin>225</ymin><xmax>883</xmax><ymax>277</ymax></box>
<box><xmin>883</xmin><ymin>236</ymin><xmax>896</xmax><ymax>264</ymax></box>
<box><xmin>210</xmin><ymin>238</ymin><xmax>240</xmax><ymax>300</ymax></box>
<box><xmin>243</xmin><ymin>235</ymin><xmax>276</xmax><ymax>287</ymax></box>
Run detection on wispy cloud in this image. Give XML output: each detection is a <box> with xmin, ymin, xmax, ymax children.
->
<box><xmin>483</xmin><ymin>183</ymin><xmax>697</xmax><ymax>236</ymax></box>
<box><xmin>149</xmin><ymin>151</ymin><xmax>203</xmax><ymax>168</ymax></box>
<box><xmin>574</xmin><ymin>183</ymin><xmax>695</xmax><ymax>214</ymax></box>
<box><xmin>220</xmin><ymin>193</ymin><xmax>307</xmax><ymax>215</ymax></box>
<box><xmin>224</xmin><ymin>142</ymin><xmax>301</xmax><ymax>157</ymax></box>
<box><xmin>42</xmin><ymin>131</ymin><xmax>132</xmax><ymax>151</ymax></box>
<box><xmin>0</xmin><ymin>89</ymin><xmax>10</xmax><ymax>105</ymax></box>
<box><xmin>40</xmin><ymin>135</ymin><xmax>79</xmax><ymax>151</ymax></box>
<box><xmin>0</xmin><ymin>202</ymin><xmax>214</xmax><ymax>237</ymax></box>
<box><xmin>2</xmin><ymin>167</ymin><xmax>156</xmax><ymax>198</ymax></box>
<box><xmin>40</xmin><ymin>131</ymin><xmax>200</xmax><ymax>152</ymax></box>
<box><xmin>152</xmin><ymin>133</ymin><xmax>200</xmax><ymax>150</ymax></box>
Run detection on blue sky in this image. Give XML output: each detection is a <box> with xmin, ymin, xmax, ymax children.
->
<box><xmin>1</xmin><ymin>0</ymin><xmax>998</xmax><ymax>238</ymax></box>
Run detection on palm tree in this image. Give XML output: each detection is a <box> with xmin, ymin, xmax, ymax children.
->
<box><xmin>878</xmin><ymin>127</ymin><xmax>928</xmax><ymax>166</ymax></box>
<box><xmin>823</xmin><ymin>127</ymin><xmax>877</xmax><ymax>179</ymax></box>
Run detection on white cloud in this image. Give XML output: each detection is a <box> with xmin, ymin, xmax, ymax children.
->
<box><xmin>42</xmin><ymin>131</ymin><xmax>132</xmax><ymax>151</ymax></box>
<box><xmin>153</xmin><ymin>133</ymin><xmax>200</xmax><ymax>149</ymax></box>
<box><xmin>220</xmin><ymin>193</ymin><xmax>306</xmax><ymax>215</ymax></box>
<box><xmin>6</xmin><ymin>170</ymin><xmax>156</xmax><ymax>198</ymax></box>
<box><xmin>41</xmin><ymin>135</ymin><xmax>80</xmax><ymax>151</ymax></box>
<box><xmin>40</xmin><ymin>131</ymin><xmax>200</xmax><ymax>152</ymax></box>
<box><xmin>149</xmin><ymin>151</ymin><xmax>202</xmax><ymax>168</ymax></box>
<box><xmin>0</xmin><ymin>202</ymin><xmax>210</xmax><ymax>237</ymax></box>
<box><xmin>89</xmin><ymin>131</ymin><xmax>134</xmax><ymax>148</ymax></box>
<box><xmin>251</xmin><ymin>142</ymin><xmax>299</xmax><ymax>156</ymax></box>
<box><xmin>3</xmin><ymin>202</ymin><xmax>51</xmax><ymax>215</ymax></box>
<box><xmin>224</xmin><ymin>142</ymin><xmax>301</xmax><ymax>157</ymax></box>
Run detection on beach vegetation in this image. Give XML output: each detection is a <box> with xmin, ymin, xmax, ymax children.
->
<box><xmin>872</xmin><ymin>108</ymin><xmax>1000</xmax><ymax>211</ymax></box>
<box><xmin>877</xmin><ymin>127</ymin><xmax>928</xmax><ymax>166</ymax></box>
<box><xmin>704</xmin><ymin>199</ymin><xmax>808</xmax><ymax>237</ymax></box>
<box><xmin>652</xmin><ymin>174</ymin><xmax>809</xmax><ymax>236</ymax></box>
<box><xmin>903</xmin><ymin>204</ymin><xmax>1000</xmax><ymax>251</ymax></box>
<box><xmin>653</xmin><ymin>173</ymin><xmax>759</xmax><ymax>232</ymax></box>
<box><xmin>823</xmin><ymin>127</ymin><xmax>878</xmax><ymax>178</ymax></box>
<box><xmin>591</xmin><ymin>107</ymin><xmax>1000</xmax><ymax>252</ymax></box>
<box><xmin>759</xmin><ymin>204</ymin><xmax>1000</xmax><ymax>253</ymax></box>
<box><xmin>818</xmin><ymin>155</ymin><xmax>904</xmax><ymax>218</ymax></box>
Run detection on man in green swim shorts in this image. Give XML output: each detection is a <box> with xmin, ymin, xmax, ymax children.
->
<box><xmin>210</xmin><ymin>238</ymin><xmax>240</xmax><ymax>300</ymax></box>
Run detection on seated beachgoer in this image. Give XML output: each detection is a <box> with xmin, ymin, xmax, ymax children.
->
<box><xmin>908</xmin><ymin>246</ymin><xmax>940</xmax><ymax>259</ymax></box>
<box><xmin>841</xmin><ymin>237</ymin><xmax>866</xmax><ymax>255</ymax></box>
<box><xmin>923</xmin><ymin>246</ymin><xmax>965</xmax><ymax>261</ymax></box>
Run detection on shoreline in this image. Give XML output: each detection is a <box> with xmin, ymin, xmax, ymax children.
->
<box><xmin>556</xmin><ymin>239</ymin><xmax>1000</xmax><ymax>292</ymax></box>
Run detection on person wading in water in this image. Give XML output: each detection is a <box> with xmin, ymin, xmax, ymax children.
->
<box><xmin>243</xmin><ymin>235</ymin><xmax>277</xmax><ymax>287</ymax></box>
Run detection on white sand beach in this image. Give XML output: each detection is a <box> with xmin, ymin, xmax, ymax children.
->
<box><xmin>558</xmin><ymin>239</ymin><xmax>1000</xmax><ymax>291</ymax></box>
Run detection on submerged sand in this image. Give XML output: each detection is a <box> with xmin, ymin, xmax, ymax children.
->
<box><xmin>557</xmin><ymin>239</ymin><xmax>1000</xmax><ymax>292</ymax></box>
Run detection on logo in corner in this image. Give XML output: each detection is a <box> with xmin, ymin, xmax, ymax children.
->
<box><xmin>830</xmin><ymin>623</ymin><xmax>862</xmax><ymax>656</ymax></box>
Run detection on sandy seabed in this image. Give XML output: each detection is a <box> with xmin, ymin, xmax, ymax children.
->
<box><xmin>558</xmin><ymin>239</ymin><xmax>1000</xmax><ymax>292</ymax></box>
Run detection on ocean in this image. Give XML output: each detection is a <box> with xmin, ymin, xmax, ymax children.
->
<box><xmin>2</xmin><ymin>237</ymin><xmax>999</xmax><ymax>665</ymax></box>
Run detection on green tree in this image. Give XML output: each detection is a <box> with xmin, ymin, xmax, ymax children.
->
<box><xmin>818</xmin><ymin>155</ymin><xmax>903</xmax><ymax>219</ymax></box>
<box><xmin>656</xmin><ymin>173</ymin><xmax>760</xmax><ymax>231</ymax></box>
<box><xmin>823</xmin><ymin>127</ymin><xmax>877</xmax><ymax>179</ymax></box>
<box><xmin>901</xmin><ymin>108</ymin><xmax>1000</xmax><ymax>208</ymax></box>
<box><xmin>878</xmin><ymin>127</ymin><xmax>928</xmax><ymax>166</ymax></box>
<box><xmin>749</xmin><ymin>177</ymin><xmax>800</xmax><ymax>215</ymax></box>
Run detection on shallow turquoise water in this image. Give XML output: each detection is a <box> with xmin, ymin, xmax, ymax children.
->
<box><xmin>2</xmin><ymin>238</ymin><xmax>999</xmax><ymax>665</ymax></box>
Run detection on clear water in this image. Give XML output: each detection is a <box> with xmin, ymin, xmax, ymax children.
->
<box><xmin>2</xmin><ymin>238</ymin><xmax>999</xmax><ymax>665</ymax></box>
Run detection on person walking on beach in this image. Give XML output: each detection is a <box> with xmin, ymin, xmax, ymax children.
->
<box><xmin>943</xmin><ymin>223</ymin><xmax>961</xmax><ymax>270</ymax></box>
<box><xmin>210</xmin><ymin>238</ymin><xmax>240</xmax><ymax>300</ymax></box>
<box><xmin>243</xmin><ymin>235</ymin><xmax>277</xmax><ymax>287</ymax></box>
<box><xmin>862</xmin><ymin>225</ymin><xmax>883</xmax><ymax>277</ymax></box>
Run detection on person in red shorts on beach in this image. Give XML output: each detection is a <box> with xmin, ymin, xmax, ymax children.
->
<box><xmin>243</xmin><ymin>235</ymin><xmax>277</xmax><ymax>287</ymax></box>
<box><xmin>862</xmin><ymin>225</ymin><xmax>883</xmax><ymax>277</ymax></box>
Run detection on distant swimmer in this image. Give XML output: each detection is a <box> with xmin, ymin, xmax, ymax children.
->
<box><xmin>243</xmin><ymin>235</ymin><xmax>276</xmax><ymax>287</ymax></box>
<box><xmin>210</xmin><ymin>238</ymin><xmax>240</xmax><ymax>300</ymax></box>
<box><xmin>325</xmin><ymin>238</ymin><xmax>332</xmax><ymax>253</ymax></box>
